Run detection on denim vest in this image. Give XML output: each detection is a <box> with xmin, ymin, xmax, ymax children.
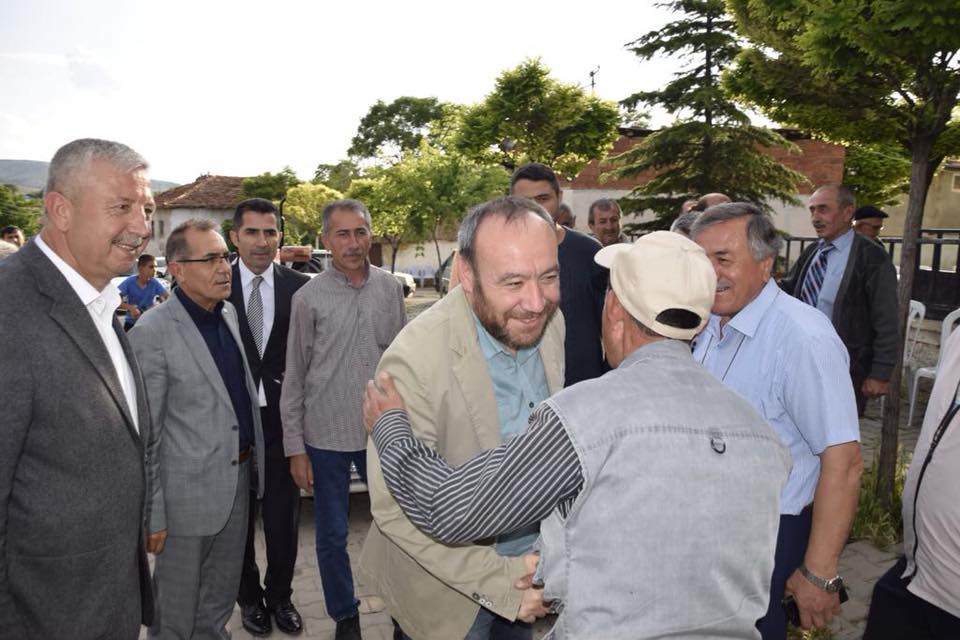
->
<box><xmin>538</xmin><ymin>340</ymin><xmax>790</xmax><ymax>639</ymax></box>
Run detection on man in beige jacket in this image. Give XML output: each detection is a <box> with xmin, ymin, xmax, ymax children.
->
<box><xmin>360</xmin><ymin>196</ymin><xmax>565</xmax><ymax>640</ymax></box>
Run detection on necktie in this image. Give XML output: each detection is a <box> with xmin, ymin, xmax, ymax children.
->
<box><xmin>800</xmin><ymin>242</ymin><xmax>835</xmax><ymax>307</ymax></box>
<box><xmin>248</xmin><ymin>275</ymin><xmax>265</xmax><ymax>355</ymax></box>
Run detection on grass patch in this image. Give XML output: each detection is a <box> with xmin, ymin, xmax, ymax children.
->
<box><xmin>787</xmin><ymin>626</ymin><xmax>835</xmax><ymax>640</ymax></box>
<box><xmin>849</xmin><ymin>448</ymin><xmax>910</xmax><ymax>549</ymax></box>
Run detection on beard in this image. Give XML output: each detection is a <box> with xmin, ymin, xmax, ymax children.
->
<box><xmin>473</xmin><ymin>280</ymin><xmax>558</xmax><ymax>351</ymax></box>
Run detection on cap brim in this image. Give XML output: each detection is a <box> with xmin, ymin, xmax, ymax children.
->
<box><xmin>594</xmin><ymin>242</ymin><xmax>632</xmax><ymax>268</ymax></box>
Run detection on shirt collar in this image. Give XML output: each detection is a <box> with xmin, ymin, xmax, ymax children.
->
<box><xmin>175</xmin><ymin>286</ymin><xmax>223</xmax><ymax>322</ymax></box>
<box><xmin>328</xmin><ymin>262</ymin><xmax>370</xmax><ymax>289</ymax></box>
<box><xmin>705</xmin><ymin>278</ymin><xmax>781</xmax><ymax>340</ymax></box>
<box><xmin>238</xmin><ymin>258</ymin><xmax>274</xmax><ymax>290</ymax></box>
<box><xmin>35</xmin><ymin>234</ymin><xmax>122</xmax><ymax>320</ymax></box>
<box><xmin>822</xmin><ymin>228</ymin><xmax>854</xmax><ymax>252</ymax></box>
<box><xmin>472</xmin><ymin>312</ymin><xmax>540</xmax><ymax>364</ymax></box>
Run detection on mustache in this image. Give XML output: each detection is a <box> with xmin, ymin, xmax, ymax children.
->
<box><xmin>113</xmin><ymin>233</ymin><xmax>147</xmax><ymax>247</ymax></box>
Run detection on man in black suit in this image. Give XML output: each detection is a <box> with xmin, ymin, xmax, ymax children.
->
<box><xmin>0</xmin><ymin>138</ymin><xmax>155</xmax><ymax>638</ymax></box>
<box><xmin>781</xmin><ymin>184</ymin><xmax>899</xmax><ymax>416</ymax></box>
<box><xmin>229</xmin><ymin>198</ymin><xmax>310</xmax><ymax>636</ymax></box>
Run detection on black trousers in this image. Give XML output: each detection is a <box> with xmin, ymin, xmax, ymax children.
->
<box><xmin>756</xmin><ymin>506</ymin><xmax>813</xmax><ymax>640</ymax></box>
<box><xmin>237</xmin><ymin>430</ymin><xmax>301</xmax><ymax>607</ymax></box>
<box><xmin>864</xmin><ymin>557</ymin><xmax>960</xmax><ymax>640</ymax></box>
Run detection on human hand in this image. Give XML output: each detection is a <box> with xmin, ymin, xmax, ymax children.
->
<box><xmin>785</xmin><ymin>568</ymin><xmax>842</xmax><ymax>629</ymax></box>
<box><xmin>363</xmin><ymin>372</ymin><xmax>407</xmax><ymax>434</ymax></box>
<box><xmin>131</xmin><ymin>307</ymin><xmax>142</xmax><ymax>320</ymax></box>
<box><xmin>289</xmin><ymin>454</ymin><xmax>313</xmax><ymax>492</ymax></box>
<box><xmin>514</xmin><ymin>554</ymin><xmax>548</xmax><ymax>622</ymax></box>
<box><xmin>146</xmin><ymin>529</ymin><xmax>167</xmax><ymax>555</ymax></box>
<box><xmin>861</xmin><ymin>377</ymin><xmax>890</xmax><ymax>398</ymax></box>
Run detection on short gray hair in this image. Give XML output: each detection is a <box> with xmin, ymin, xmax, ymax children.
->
<box><xmin>166</xmin><ymin>218</ymin><xmax>219</xmax><ymax>261</ymax></box>
<box><xmin>690</xmin><ymin>202</ymin><xmax>782</xmax><ymax>260</ymax></box>
<box><xmin>45</xmin><ymin>138</ymin><xmax>148</xmax><ymax>204</ymax></box>
<box><xmin>458</xmin><ymin>196</ymin><xmax>554</xmax><ymax>268</ymax></box>
<box><xmin>816</xmin><ymin>184</ymin><xmax>857</xmax><ymax>210</ymax></box>
<box><xmin>322</xmin><ymin>199</ymin><xmax>371</xmax><ymax>234</ymax></box>
<box><xmin>670</xmin><ymin>210</ymin><xmax>700</xmax><ymax>237</ymax></box>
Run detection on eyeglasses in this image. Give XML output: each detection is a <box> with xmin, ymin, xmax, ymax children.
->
<box><xmin>175</xmin><ymin>252</ymin><xmax>232</xmax><ymax>266</ymax></box>
<box><xmin>856</xmin><ymin>222</ymin><xmax>884</xmax><ymax>231</ymax></box>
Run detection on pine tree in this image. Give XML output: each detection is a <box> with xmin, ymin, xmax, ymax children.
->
<box><xmin>608</xmin><ymin>0</ymin><xmax>805</xmax><ymax>231</ymax></box>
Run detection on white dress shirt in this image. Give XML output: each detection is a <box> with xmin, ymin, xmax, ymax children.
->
<box><xmin>35</xmin><ymin>235</ymin><xmax>139</xmax><ymax>432</ymax></box>
<box><xmin>238</xmin><ymin>259</ymin><xmax>275</xmax><ymax>407</ymax></box>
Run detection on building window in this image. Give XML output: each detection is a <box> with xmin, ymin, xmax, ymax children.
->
<box><xmin>953</xmin><ymin>173</ymin><xmax>960</xmax><ymax>192</ymax></box>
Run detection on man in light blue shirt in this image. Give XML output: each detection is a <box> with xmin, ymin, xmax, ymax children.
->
<box><xmin>691</xmin><ymin>203</ymin><xmax>863</xmax><ymax>640</ymax></box>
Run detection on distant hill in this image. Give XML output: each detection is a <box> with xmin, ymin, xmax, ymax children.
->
<box><xmin>0</xmin><ymin>159</ymin><xmax>179</xmax><ymax>194</ymax></box>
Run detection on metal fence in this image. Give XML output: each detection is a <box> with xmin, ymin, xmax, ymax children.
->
<box><xmin>782</xmin><ymin>229</ymin><xmax>960</xmax><ymax>321</ymax></box>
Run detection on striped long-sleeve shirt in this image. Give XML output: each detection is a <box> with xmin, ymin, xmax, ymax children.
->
<box><xmin>371</xmin><ymin>403</ymin><xmax>583</xmax><ymax>544</ymax></box>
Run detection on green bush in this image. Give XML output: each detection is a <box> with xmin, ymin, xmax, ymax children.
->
<box><xmin>849</xmin><ymin>448</ymin><xmax>910</xmax><ymax>549</ymax></box>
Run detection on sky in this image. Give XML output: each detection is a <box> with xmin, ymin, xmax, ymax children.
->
<box><xmin>0</xmin><ymin>0</ymin><xmax>685</xmax><ymax>185</ymax></box>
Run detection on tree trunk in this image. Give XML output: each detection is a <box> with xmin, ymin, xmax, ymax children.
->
<box><xmin>432</xmin><ymin>222</ymin><xmax>442</xmax><ymax>270</ymax></box>
<box><xmin>390</xmin><ymin>238</ymin><xmax>399</xmax><ymax>273</ymax></box>
<box><xmin>875</xmin><ymin>135</ymin><xmax>933</xmax><ymax>507</ymax></box>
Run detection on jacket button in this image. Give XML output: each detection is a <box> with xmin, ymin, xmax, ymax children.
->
<box><xmin>232</xmin><ymin>425</ymin><xmax>238</xmax><ymax>431</ymax></box>
<box><xmin>232</xmin><ymin>460</ymin><xmax>238</xmax><ymax>466</ymax></box>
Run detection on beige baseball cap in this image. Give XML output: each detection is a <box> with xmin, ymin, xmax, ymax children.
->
<box><xmin>594</xmin><ymin>231</ymin><xmax>717</xmax><ymax>340</ymax></box>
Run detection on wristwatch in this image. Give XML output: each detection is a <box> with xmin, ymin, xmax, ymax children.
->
<box><xmin>798</xmin><ymin>565</ymin><xmax>845</xmax><ymax>593</ymax></box>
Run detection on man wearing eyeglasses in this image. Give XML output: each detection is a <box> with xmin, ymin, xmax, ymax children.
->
<box><xmin>852</xmin><ymin>205</ymin><xmax>888</xmax><ymax>242</ymax></box>
<box><xmin>781</xmin><ymin>185</ymin><xmax>898</xmax><ymax>417</ymax></box>
<box><xmin>129</xmin><ymin>218</ymin><xmax>265</xmax><ymax>640</ymax></box>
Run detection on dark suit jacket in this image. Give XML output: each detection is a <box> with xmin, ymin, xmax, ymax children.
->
<box><xmin>781</xmin><ymin>232</ymin><xmax>899</xmax><ymax>382</ymax></box>
<box><xmin>229</xmin><ymin>262</ymin><xmax>310</xmax><ymax>445</ymax></box>
<box><xmin>0</xmin><ymin>240</ymin><xmax>152</xmax><ymax>639</ymax></box>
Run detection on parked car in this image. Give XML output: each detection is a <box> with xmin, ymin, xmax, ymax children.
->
<box><xmin>393</xmin><ymin>271</ymin><xmax>416</xmax><ymax>298</ymax></box>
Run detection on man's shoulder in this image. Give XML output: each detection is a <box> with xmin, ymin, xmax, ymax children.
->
<box><xmin>383</xmin><ymin>291</ymin><xmax>461</xmax><ymax>357</ymax></box>
<box><xmin>273</xmin><ymin>262</ymin><xmax>311</xmax><ymax>287</ymax></box>
<box><xmin>853</xmin><ymin>233</ymin><xmax>894</xmax><ymax>267</ymax></box>
<box><xmin>764</xmin><ymin>288</ymin><xmax>838</xmax><ymax>341</ymax></box>
<box><xmin>561</xmin><ymin>228</ymin><xmax>603</xmax><ymax>255</ymax></box>
<box><xmin>369</xmin><ymin>265</ymin><xmax>403</xmax><ymax>291</ymax></box>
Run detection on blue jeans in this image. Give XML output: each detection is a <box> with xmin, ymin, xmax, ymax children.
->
<box><xmin>306</xmin><ymin>445</ymin><xmax>367</xmax><ymax>622</ymax></box>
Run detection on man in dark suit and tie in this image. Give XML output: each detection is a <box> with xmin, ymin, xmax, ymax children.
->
<box><xmin>229</xmin><ymin>198</ymin><xmax>310</xmax><ymax>635</ymax></box>
<box><xmin>0</xmin><ymin>138</ymin><xmax>156</xmax><ymax>638</ymax></box>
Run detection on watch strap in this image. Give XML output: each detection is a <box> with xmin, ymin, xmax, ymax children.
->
<box><xmin>798</xmin><ymin>565</ymin><xmax>844</xmax><ymax>592</ymax></box>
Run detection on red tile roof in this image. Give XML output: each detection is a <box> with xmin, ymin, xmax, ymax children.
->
<box><xmin>156</xmin><ymin>175</ymin><xmax>244</xmax><ymax>209</ymax></box>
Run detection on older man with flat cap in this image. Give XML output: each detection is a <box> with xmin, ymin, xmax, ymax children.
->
<box><xmin>362</xmin><ymin>232</ymin><xmax>790</xmax><ymax>639</ymax></box>
<box><xmin>852</xmin><ymin>206</ymin><xmax>888</xmax><ymax>242</ymax></box>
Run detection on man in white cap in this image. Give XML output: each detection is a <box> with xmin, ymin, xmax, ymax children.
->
<box><xmin>361</xmin><ymin>232</ymin><xmax>791</xmax><ymax>639</ymax></box>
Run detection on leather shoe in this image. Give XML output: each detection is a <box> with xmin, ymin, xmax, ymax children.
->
<box><xmin>270</xmin><ymin>600</ymin><xmax>304</xmax><ymax>635</ymax></box>
<box><xmin>241</xmin><ymin>601</ymin><xmax>272</xmax><ymax>636</ymax></box>
<box><xmin>335</xmin><ymin>613</ymin><xmax>362</xmax><ymax>640</ymax></box>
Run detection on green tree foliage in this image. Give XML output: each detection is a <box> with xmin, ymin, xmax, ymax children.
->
<box><xmin>843</xmin><ymin>142</ymin><xmax>911</xmax><ymax>208</ymax></box>
<box><xmin>348</xmin><ymin>97</ymin><xmax>452</xmax><ymax>161</ymax></box>
<box><xmin>726</xmin><ymin>0</ymin><xmax>960</xmax><ymax>506</ymax></box>
<box><xmin>607</xmin><ymin>0</ymin><xmax>805</xmax><ymax>231</ymax></box>
<box><xmin>381</xmin><ymin>143</ymin><xmax>509</xmax><ymax>266</ymax></box>
<box><xmin>0</xmin><ymin>184</ymin><xmax>42</xmax><ymax>237</ymax></box>
<box><xmin>283</xmin><ymin>182</ymin><xmax>343</xmax><ymax>244</ymax></box>
<box><xmin>241</xmin><ymin>167</ymin><xmax>302</xmax><ymax>201</ymax></box>
<box><xmin>313</xmin><ymin>159</ymin><xmax>361</xmax><ymax>193</ymax></box>
<box><xmin>346</xmin><ymin>175</ymin><xmax>414</xmax><ymax>273</ymax></box>
<box><xmin>454</xmin><ymin>59</ymin><xmax>620</xmax><ymax>177</ymax></box>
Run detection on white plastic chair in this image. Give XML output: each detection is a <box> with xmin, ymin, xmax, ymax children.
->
<box><xmin>881</xmin><ymin>300</ymin><xmax>925</xmax><ymax>418</ymax></box>
<box><xmin>908</xmin><ymin>306</ymin><xmax>960</xmax><ymax>426</ymax></box>
<box><xmin>903</xmin><ymin>300</ymin><xmax>926</xmax><ymax>375</ymax></box>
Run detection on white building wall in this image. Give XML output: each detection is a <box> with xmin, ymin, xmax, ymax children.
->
<box><xmin>147</xmin><ymin>207</ymin><xmax>233</xmax><ymax>255</ymax></box>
